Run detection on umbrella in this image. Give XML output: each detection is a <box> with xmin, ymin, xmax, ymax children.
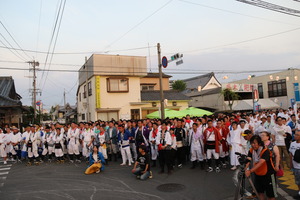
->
<box><xmin>146</xmin><ymin>109</ymin><xmax>185</xmax><ymax>119</ymax></box>
<box><xmin>178</xmin><ymin>107</ymin><xmax>213</xmax><ymax>117</ymax></box>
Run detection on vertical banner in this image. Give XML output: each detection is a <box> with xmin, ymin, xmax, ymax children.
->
<box><xmin>294</xmin><ymin>83</ymin><xmax>300</xmax><ymax>102</ymax></box>
<box><xmin>95</xmin><ymin>76</ymin><xmax>101</xmax><ymax>108</ymax></box>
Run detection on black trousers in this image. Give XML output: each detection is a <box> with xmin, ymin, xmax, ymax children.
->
<box><xmin>176</xmin><ymin>147</ymin><xmax>185</xmax><ymax>165</ymax></box>
<box><xmin>158</xmin><ymin>150</ymin><xmax>172</xmax><ymax>172</ymax></box>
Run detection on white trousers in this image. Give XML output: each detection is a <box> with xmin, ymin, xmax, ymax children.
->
<box><xmin>230</xmin><ymin>143</ymin><xmax>242</xmax><ymax>166</ymax></box>
<box><xmin>42</xmin><ymin>146</ymin><xmax>54</xmax><ymax>156</ymax></box>
<box><xmin>28</xmin><ymin>146</ymin><xmax>39</xmax><ymax>158</ymax></box>
<box><xmin>68</xmin><ymin>143</ymin><xmax>79</xmax><ymax>155</ymax></box>
<box><xmin>206</xmin><ymin>149</ymin><xmax>219</xmax><ymax>160</ymax></box>
<box><xmin>0</xmin><ymin>144</ymin><xmax>7</xmax><ymax>158</ymax></box>
<box><xmin>130</xmin><ymin>143</ymin><xmax>138</xmax><ymax>160</ymax></box>
<box><xmin>82</xmin><ymin>142</ymin><xmax>91</xmax><ymax>158</ymax></box>
<box><xmin>219</xmin><ymin>145</ymin><xmax>228</xmax><ymax>158</ymax></box>
<box><xmin>99</xmin><ymin>146</ymin><xmax>107</xmax><ymax>159</ymax></box>
<box><xmin>150</xmin><ymin>144</ymin><xmax>158</xmax><ymax>160</ymax></box>
<box><xmin>190</xmin><ymin>147</ymin><xmax>204</xmax><ymax>161</ymax></box>
<box><xmin>54</xmin><ymin>148</ymin><xmax>63</xmax><ymax>157</ymax></box>
<box><xmin>10</xmin><ymin>145</ymin><xmax>18</xmax><ymax>155</ymax></box>
<box><xmin>120</xmin><ymin>146</ymin><xmax>132</xmax><ymax>164</ymax></box>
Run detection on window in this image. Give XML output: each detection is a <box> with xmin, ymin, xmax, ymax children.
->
<box><xmin>141</xmin><ymin>85</ymin><xmax>154</xmax><ymax>91</ymax></box>
<box><xmin>82</xmin><ymin>113</ymin><xmax>85</xmax><ymax>120</ymax></box>
<box><xmin>83</xmin><ymin>85</ymin><xmax>87</xmax><ymax>98</ymax></box>
<box><xmin>257</xmin><ymin>83</ymin><xmax>263</xmax><ymax>99</ymax></box>
<box><xmin>107</xmin><ymin>78</ymin><xmax>129</xmax><ymax>92</ymax></box>
<box><xmin>79</xmin><ymin>93</ymin><xmax>81</xmax><ymax>102</ymax></box>
<box><xmin>88</xmin><ymin>81</ymin><xmax>92</xmax><ymax>96</ymax></box>
<box><xmin>268</xmin><ymin>79</ymin><xmax>287</xmax><ymax>98</ymax></box>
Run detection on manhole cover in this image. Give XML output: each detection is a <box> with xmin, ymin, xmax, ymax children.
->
<box><xmin>156</xmin><ymin>183</ymin><xmax>186</xmax><ymax>193</ymax></box>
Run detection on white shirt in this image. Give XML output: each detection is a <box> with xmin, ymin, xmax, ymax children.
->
<box><xmin>272</xmin><ymin>124</ymin><xmax>290</xmax><ymax>146</ymax></box>
<box><xmin>289</xmin><ymin>141</ymin><xmax>300</xmax><ymax>169</ymax></box>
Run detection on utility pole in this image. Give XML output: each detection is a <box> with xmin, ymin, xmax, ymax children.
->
<box><xmin>85</xmin><ymin>56</ymin><xmax>89</xmax><ymax>122</ymax></box>
<box><xmin>157</xmin><ymin>43</ymin><xmax>165</xmax><ymax>120</ymax></box>
<box><xmin>28</xmin><ymin>60</ymin><xmax>40</xmax><ymax>123</ymax></box>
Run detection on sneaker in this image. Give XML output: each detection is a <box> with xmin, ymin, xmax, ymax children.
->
<box><xmin>206</xmin><ymin>167</ymin><xmax>213</xmax><ymax>172</ymax></box>
<box><xmin>3</xmin><ymin>161</ymin><xmax>7</xmax><ymax>165</ymax></box>
<box><xmin>76</xmin><ymin>160</ymin><xmax>81</xmax><ymax>163</ymax></box>
<box><xmin>70</xmin><ymin>160</ymin><xmax>74</xmax><ymax>163</ymax></box>
<box><xmin>131</xmin><ymin>160</ymin><xmax>135</xmax><ymax>164</ymax></box>
<box><xmin>149</xmin><ymin>171</ymin><xmax>153</xmax><ymax>179</ymax></box>
<box><xmin>96</xmin><ymin>169</ymin><xmax>100</xmax><ymax>174</ymax></box>
<box><xmin>128</xmin><ymin>163</ymin><xmax>132</xmax><ymax>166</ymax></box>
<box><xmin>120</xmin><ymin>163</ymin><xmax>126</xmax><ymax>166</ymax></box>
<box><xmin>231</xmin><ymin>166</ymin><xmax>237</xmax><ymax>171</ymax></box>
<box><xmin>136</xmin><ymin>175</ymin><xmax>141</xmax><ymax>179</ymax></box>
<box><xmin>178</xmin><ymin>164</ymin><xmax>183</xmax><ymax>169</ymax></box>
<box><xmin>298</xmin><ymin>191</ymin><xmax>300</xmax><ymax>196</ymax></box>
<box><xmin>222</xmin><ymin>163</ymin><xmax>227</xmax><ymax>168</ymax></box>
<box><xmin>215</xmin><ymin>167</ymin><xmax>221</xmax><ymax>173</ymax></box>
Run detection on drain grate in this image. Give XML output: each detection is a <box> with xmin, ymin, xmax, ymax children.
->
<box><xmin>156</xmin><ymin>183</ymin><xmax>186</xmax><ymax>193</ymax></box>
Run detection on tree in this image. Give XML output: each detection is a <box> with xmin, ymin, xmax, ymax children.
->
<box><xmin>221</xmin><ymin>88</ymin><xmax>240</xmax><ymax>111</ymax></box>
<box><xmin>172</xmin><ymin>80</ymin><xmax>187</xmax><ymax>92</ymax></box>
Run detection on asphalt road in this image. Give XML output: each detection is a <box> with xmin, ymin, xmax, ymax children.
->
<box><xmin>0</xmin><ymin>159</ymin><xmax>295</xmax><ymax>200</ymax></box>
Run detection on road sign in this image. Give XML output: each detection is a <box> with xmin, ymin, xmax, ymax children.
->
<box><xmin>176</xmin><ymin>59</ymin><xmax>183</xmax><ymax>66</ymax></box>
<box><xmin>162</xmin><ymin>56</ymin><xmax>168</xmax><ymax>68</ymax></box>
<box><xmin>36</xmin><ymin>101</ymin><xmax>41</xmax><ymax>106</ymax></box>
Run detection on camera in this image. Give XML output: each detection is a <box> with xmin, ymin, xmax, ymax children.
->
<box><xmin>235</xmin><ymin>152</ymin><xmax>249</xmax><ymax>166</ymax></box>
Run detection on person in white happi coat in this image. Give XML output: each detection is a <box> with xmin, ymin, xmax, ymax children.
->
<box><xmin>26</xmin><ymin>126</ymin><xmax>40</xmax><ymax>164</ymax></box>
<box><xmin>67</xmin><ymin>123</ymin><xmax>80</xmax><ymax>163</ymax></box>
<box><xmin>9</xmin><ymin>126</ymin><xmax>22</xmax><ymax>162</ymax></box>
<box><xmin>238</xmin><ymin>120</ymin><xmax>249</xmax><ymax>155</ymax></box>
<box><xmin>5</xmin><ymin>128</ymin><xmax>12</xmax><ymax>156</ymax></box>
<box><xmin>227</xmin><ymin>121</ymin><xmax>243</xmax><ymax>171</ymax></box>
<box><xmin>0</xmin><ymin>128</ymin><xmax>8</xmax><ymax>164</ymax></box>
<box><xmin>53</xmin><ymin>128</ymin><xmax>64</xmax><ymax>162</ymax></box>
<box><xmin>149</xmin><ymin>123</ymin><xmax>159</xmax><ymax>167</ymax></box>
<box><xmin>41</xmin><ymin>126</ymin><xmax>54</xmax><ymax>161</ymax></box>
<box><xmin>189</xmin><ymin>123</ymin><xmax>204</xmax><ymax>169</ymax></box>
<box><xmin>118</xmin><ymin>124</ymin><xmax>133</xmax><ymax>166</ymax></box>
<box><xmin>21</xmin><ymin>126</ymin><xmax>30</xmax><ymax>160</ymax></box>
<box><xmin>82</xmin><ymin>123</ymin><xmax>95</xmax><ymax>158</ymax></box>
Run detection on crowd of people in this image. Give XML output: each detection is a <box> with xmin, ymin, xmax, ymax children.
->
<box><xmin>1</xmin><ymin>107</ymin><xmax>300</xmax><ymax>199</ymax></box>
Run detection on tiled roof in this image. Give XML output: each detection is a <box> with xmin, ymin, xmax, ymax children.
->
<box><xmin>141</xmin><ymin>90</ymin><xmax>190</xmax><ymax>101</ymax></box>
<box><xmin>185</xmin><ymin>87</ymin><xmax>222</xmax><ymax>97</ymax></box>
<box><xmin>182</xmin><ymin>72</ymin><xmax>215</xmax><ymax>91</ymax></box>
<box><xmin>0</xmin><ymin>77</ymin><xmax>22</xmax><ymax>107</ymax></box>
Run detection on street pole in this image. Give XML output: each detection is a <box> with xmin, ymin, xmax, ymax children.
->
<box><xmin>157</xmin><ymin>43</ymin><xmax>165</xmax><ymax>120</ymax></box>
<box><xmin>85</xmin><ymin>56</ymin><xmax>89</xmax><ymax>122</ymax></box>
<box><xmin>252</xmin><ymin>84</ymin><xmax>255</xmax><ymax>113</ymax></box>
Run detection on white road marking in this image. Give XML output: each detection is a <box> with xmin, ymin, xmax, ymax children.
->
<box><xmin>277</xmin><ymin>187</ymin><xmax>295</xmax><ymax>200</ymax></box>
<box><xmin>0</xmin><ymin>183</ymin><xmax>3</xmax><ymax>187</ymax></box>
<box><xmin>0</xmin><ymin>164</ymin><xmax>12</xmax><ymax>167</ymax></box>
<box><xmin>0</xmin><ymin>172</ymin><xmax>9</xmax><ymax>176</ymax></box>
<box><xmin>0</xmin><ymin>168</ymin><xmax>10</xmax><ymax>171</ymax></box>
<box><xmin>0</xmin><ymin>177</ymin><xmax>6</xmax><ymax>180</ymax></box>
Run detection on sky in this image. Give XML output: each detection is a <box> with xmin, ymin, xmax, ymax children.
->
<box><xmin>0</xmin><ymin>0</ymin><xmax>300</xmax><ymax>109</ymax></box>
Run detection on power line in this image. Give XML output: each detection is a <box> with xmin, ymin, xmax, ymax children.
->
<box><xmin>0</xmin><ymin>65</ymin><xmax>295</xmax><ymax>75</ymax></box>
<box><xmin>0</xmin><ymin>21</ymin><xmax>32</xmax><ymax>59</ymax></box>
<box><xmin>42</xmin><ymin>0</ymin><xmax>67</xmax><ymax>90</ymax></box>
<box><xmin>0</xmin><ymin>45</ymin><xmax>157</xmax><ymax>55</ymax></box>
<box><xmin>168</xmin><ymin>26</ymin><xmax>300</xmax><ymax>55</ymax></box>
<box><xmin>104</xmin><ymin>0</ymin><xmax>173</xmax><ymax>49</ymax></box>
<box><xmin>40</xmin><ymin>0</ymin><xmax>65</xmax><ymax>85</ymax></box>
<box><xmin>0</xmin><ymin>38</ymin><xmax>26</xmax><ymax>61</ymax></box>
<box><xmin>179</xmin><ymin>0</ymin><xmax>299</xmax><ymax>25</ymax></box>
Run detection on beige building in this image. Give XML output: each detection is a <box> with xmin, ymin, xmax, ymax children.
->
<box><xmin>229</xmin><ymin>68</ymin><xmax>300</xmax><ymax>109</ymax></box>
<box><xmin>77</xmin><ymin>55</ymin><xmax>190</xmax><ymax>121</ymax></box>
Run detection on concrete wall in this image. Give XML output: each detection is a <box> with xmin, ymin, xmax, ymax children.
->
<box><xmin>229</xmin><ymin>69</ymin><xmax>300</xmax><ymax>109</ymax></box>
<box><xmin>189</xmin><ymin>93</ymin><xmax>225</xmax><ymax>111</ymax></box>
<box><xmin>140</xmin><ymin>77</ymin><xmax>170</xmax><ymax>90</ymax></box>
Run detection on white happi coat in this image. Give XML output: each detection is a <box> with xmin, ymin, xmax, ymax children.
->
<box><xmin>228</xmin><ymin>128</ymin><xmax>243</xmax><ymax>166</ymax></box>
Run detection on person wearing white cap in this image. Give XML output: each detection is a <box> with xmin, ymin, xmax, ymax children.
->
<box><xmin>26</xmin><ymin>126</ymin><xmax>40</xmax><ymax>165</ymax></box>
<box><xmin>21</xmin><ymin>126</ymin><xmax>30</xmax><ymax>160</ymax></box>
<box><xmin>0</xmin><ymin>128</ymin><xmax>8</xmax><ymax>164</ymax></box>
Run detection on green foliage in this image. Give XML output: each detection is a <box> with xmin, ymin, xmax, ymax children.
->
<box><xmin>221</xmin><ymin>88</ymin><xmax>240</xmax><ymax>110</ymax></box>
<box><xmin>172</xmin><ymin>80</ymin><xmax>187</xmax><ymax>92</ymax></box>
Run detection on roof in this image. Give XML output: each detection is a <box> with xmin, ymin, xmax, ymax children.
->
<box><xmin>0</xmin><ymin>77</ymin><xmax>22</xmax><ymax>107</ymax></box>
<box><xmin>143</xmin><ymin>72</ymin><xmax>172</xmax><ymax>78</ymax></box>
<box><xmin>141</xmin><ymin>90</ymin><xmax>190</xmax><ymax>101</ymax></box>
<box><xmin>181</xmin><ymin>72</ymin><xmax>219</xmax><ymax>91</ymax></box>
<box><xmin>186</xmin><ymin>87</ymin><xmax>222</xmax><ymax>97</ymax></box>
<box><xmin>232</xmin><ymin>99</ymin><xmax>280</xmax><ymax>111</ymax></box>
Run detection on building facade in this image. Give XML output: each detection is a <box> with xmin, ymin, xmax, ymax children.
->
<box><xmin>229</xmin><ymin>68</ymin><xmax>300</xmax><ymax>109</ymax></box>
<box><xmin>77</xmin><ymin>55</ymin><xmax>190</xmax><ymax>121</ymax></box>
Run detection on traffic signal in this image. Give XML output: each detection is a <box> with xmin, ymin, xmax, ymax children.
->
<box><xmin>171</xmin><ymin>53</ymin><xmax>183</xmax><ymax>61</ymax></box>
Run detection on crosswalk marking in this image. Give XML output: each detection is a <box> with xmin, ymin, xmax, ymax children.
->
<box><xmin>0</xmin><ymin>172</ymin><xmax>9</xmax><ymax>176</ymax></box>
<box><xmin>0</xmin><ymin>164</ymin><xmax>12</xmax><ymax>167</ymax></box>
<box><xmin>0</xmin><ymin>168</ymin><xmax>10</xmax><ymax>171</ymax></box>
<box><xmin>0</xmin><ymin>177</ymin><xmax>6</xmax><ymax>180</ymax></box>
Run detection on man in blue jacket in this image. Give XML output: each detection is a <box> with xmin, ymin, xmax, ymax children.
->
<box><xmin>118</xmin><ymin>124</ymin><xmax>133</xmax><ymax>166</ymax></box>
